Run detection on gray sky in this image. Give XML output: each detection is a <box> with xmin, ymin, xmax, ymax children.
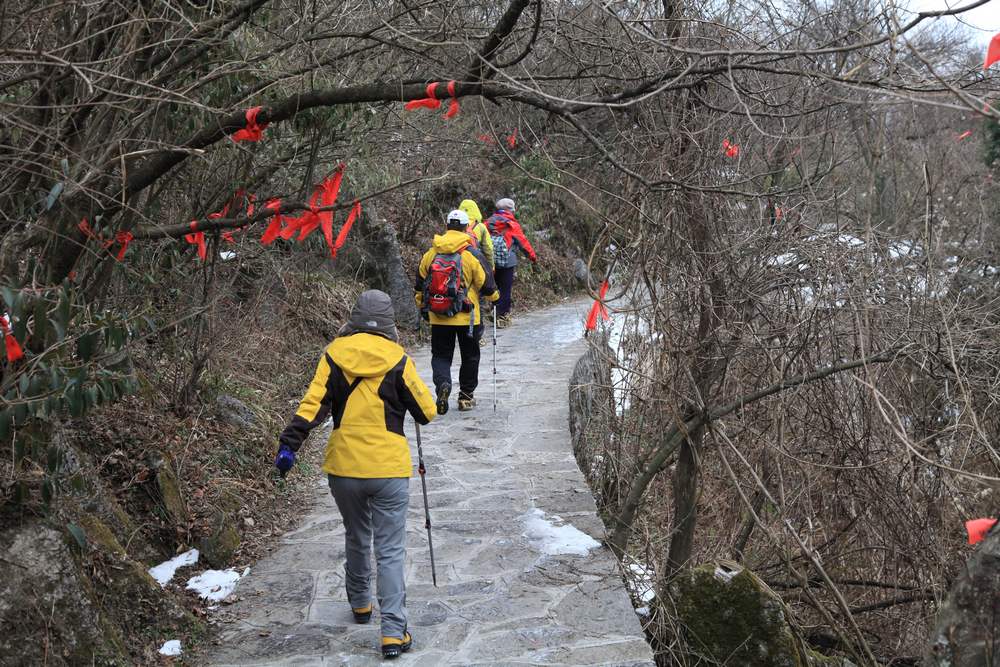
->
<box><xmin>906</xmin><ymin>0</ymin><xmax>999</xmax><ymax>46</ymax></box>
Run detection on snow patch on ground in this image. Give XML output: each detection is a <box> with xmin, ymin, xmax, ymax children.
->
<box><xmin>186</xmin><ymin>567</ymin><xmax>249</xmax><ymax>602</ymax></box>
<box><xmin>149</xmin><ymin>549</ymin><xmax>199</xmax><ymax>586</ymax></box>
<box><xmin>159</xmin><ymin>640</ymin><xmax>182</xmax><ymax>656</ymax></box>
<box><xmin>521</xmin><ymin>508</ymin><xmax>600</xmax><ymax>556</ymax></box>
<box><xmin>714</xmin><ymin>564</ymin><xmax>741</xmax><ymax>583</ymax></box>
<box><xmin>626</xmin><ymin>561</ymin><xmax>656</xmax><ymax>604</ymax></box>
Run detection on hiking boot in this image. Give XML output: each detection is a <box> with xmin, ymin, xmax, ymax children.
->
<box><xmin>496</xmin><ymin>313</ymin><xmax>512</xmax><ymax>329</ymax></box>
<box><xmin>381</xmin><ymin>630</ymin><xmax>413</xmax><ymax>659</ymax></box>
<box><xmin>458</xmin><ymin>393</ymin><xmax>476</xmax><ymax>411</ymax></box>
<box><xmin>478</xmin><ymin>335</ymin><xmax>487</xmax><ymax>348</ymax></box>
<box><xmin>436</xmin><ymin>383</ymin><xmax>451</xmax><ymax>415</ymax></box>
<box><xmin>351</xmin><ymin>604</ymin><xmax>372</xmax><ymax>624</ymax></box>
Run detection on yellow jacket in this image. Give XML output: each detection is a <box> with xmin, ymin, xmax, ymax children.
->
<box><xmin>459</xmin><ymin>199</ymin><xmax>495</xmax><ymax>268</ymax></box>
<box><xmin>415</xmin><ymin>230</ymin><xmax>498</xmax><ymax>326</ymax></box>
<box><xmin>279</xmin><ymin>333</ymin><xmax>437</xmax><ymax>478</ymax></box>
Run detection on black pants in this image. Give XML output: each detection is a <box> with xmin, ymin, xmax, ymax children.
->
<box><xmin>430</xmin><ymin>323</ymin><xmax>483</xmax><ymax>397</ymax></box>
<box><xmin>494</xmin><ymin>266</ymin><xmax>515</xmax><ymax>317</ymax></box>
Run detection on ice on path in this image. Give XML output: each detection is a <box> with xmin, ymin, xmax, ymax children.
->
<box><xmin>186</xmin><ymin>567</ymin><xmax>250</xmax><ymax>602</ymax></box>
<box><xmin>149</xmin><ymin>549</ymin><xmax>199</xmax><ymax>586</ymax></box>
<box><xmin>521</xmin><ymin>508</ymin><xmax>600</xmax><ymax>556</ymax></box>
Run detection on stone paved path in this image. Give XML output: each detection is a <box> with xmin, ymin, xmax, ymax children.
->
<box><xmin>204</xmin><ymin>299</ymin><xmax>654</xmax><ymax>666</ymax></box>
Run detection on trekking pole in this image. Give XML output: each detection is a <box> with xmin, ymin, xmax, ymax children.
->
<box><xmin>492</xmin><ymin>308</ymin><xmax>497</xmax><ymax>413</ymax></box>
<box><xmin>415</xmin><ymin>422</ymin><xmax>437</xmax><ymax>586</ymax></box>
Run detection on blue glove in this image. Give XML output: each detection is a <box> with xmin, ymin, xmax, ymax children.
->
<box><xmin>274</xmin><ymin>444</ymin><xmax>296</xmax><ymax>476</ymax></box>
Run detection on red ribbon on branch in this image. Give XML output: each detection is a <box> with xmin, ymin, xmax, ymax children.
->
<box><xmin>967</xmin><ymin>517</ymin><xmax>998</xmax><ymax>545</ymax></box>
<box><xmin>261</xmin><ymin>198</ymin><xmax>284</xmax><ymax>245</ymax></box>
<box><xmin>232</xmin><ymin>106</ymin><xmax>269</xmax><ymax>143</ymax></box>
<box><xmin>722</xmin><ymin>139</ymin><xmax>740</xmax><ymax>158</ymax></box>
<box><xmin>114</xmin><ymin>231</ymin><xmax>133</xmax><ymax>261</ymax></box>
<box><xmin>185</xmin><ymin>221</ymin><xmax>207</xmax><ymax>260</ymax></box>
<box><xmin>507</xmin><ymin>129</ymin><xmax>518</xmax><ymax>148</ymax></box>
<box><xmin>985</xmin><ymin>33</ymin><xmax>1000</xmax><ymax>70</ymax></box>
<box><xmin>78</xmin><ymin>218</ymin><xmax>96</xmax><ymax>239</ymax></box>
<box><xmin>329</xmin><ymin>201</ymin><xmax>362</xmax><ymax>260</ymax></box>
<box><xmin>444</xmin><ymin>80</ymin><xmax>460</xmax><ymax>119</ymax></box>
<box><xmin>1</xmin><ymin>314</ymin><xmax>24</xmax><ymax>363</ymax></box>
<box><xmin>405</xmin><ymin>82</ymin><xmax>442</xmax><ymax>111</ymax></box>
<box><xmin>957</xmin><ymin>130</ymin><xmax>973</xmax><ymax>141</ymax></box>
<box><xmin>585</xmin><ymin>280</ymin><xmax>610</xmax><ymax>331</ymax></box>
<box><xmin>405</xmin><ymin>81</ymin><xmax>460</xmax><ymax>119</ymax></box>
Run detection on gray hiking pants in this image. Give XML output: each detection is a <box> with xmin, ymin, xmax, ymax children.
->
<box><xmin>327</xmin><ymin>475</ymin><xmax>409</xmax><ymax>639</ymax></box>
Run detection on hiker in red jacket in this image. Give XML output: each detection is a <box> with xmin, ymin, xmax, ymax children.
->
<box><xmin>485</xmin><ymin>198</ymin><xmax>536</xmax><ymax>328</ymax></box>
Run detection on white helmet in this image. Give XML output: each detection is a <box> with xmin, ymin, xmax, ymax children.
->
<box><xmin>447</xmin><ymin>209</ymin><xmax>470</xmax><ymax>227</ymax></box>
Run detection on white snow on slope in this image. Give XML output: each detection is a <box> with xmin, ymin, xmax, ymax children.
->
<box><xmin>626</xmin><ymin>561</ymin><xmax>656</xmax><ymax>603</ymax></box>
<box><xmin>186</xmin><ymin>567</ymin><xmax>249</xmax><ymax>602</ymax></box>
<box><xmin>521</xmin><ymin>508</ymin><xmax>600</xmax><ymax>556</ymax></box>
<box><xmin>159</xmin><ymin>640</ymin><xmax>182</xmax><ymax>656</ymax></box>
<box><xmin>149</xmin><ymin>549</ymin><xmax>199</xmax><ymax>586</ymax></box>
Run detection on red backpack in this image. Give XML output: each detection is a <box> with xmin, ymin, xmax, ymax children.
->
<box><xmin>423</xmin><ymin>252</ymin><xmax>470</xmax><ymax>316</ymax></box>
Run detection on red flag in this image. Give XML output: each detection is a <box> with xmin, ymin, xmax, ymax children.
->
<box><xmin>585</xmin><ymin>280</ymin><xmax>610</xmax><ymax>331</ymax></box>
<box><xmin>985</xmin><ymin>33</ymin><xmax>1000</xmax><ymax>69</ymax></box>
<box><xmin>444</xmin><ymin>80</ymin><xmax>460</xmax><ymax>119</ymax></box>
<box><xmin>967</xmin><ymin>517</ymin><xmax>998</xmax><ymax>545</ymax></box>
<box><xmin>722</xmin><ymin>139</ymin><xmax>739</xmax><ymax>158</ymax></box>
<box><xmin>185</xmin><ymin>221</ymin><xmax>207</xmax><ymax>260</ymax></box>
<box><xmin>232</xmin><ymin>106</ymin><xmax>269</xmax><ymax>142</ymax></box>
<box><xmin>330</xmin><ymin>201</ymin><xmax>362</xmax><ymax>260</ymax></box>
<box><xmin>957</xmin><ymin>130</ymin><xmax>973</xmax><ymax>141</ymax></box>
<box><xmin>261</xmin><ymin>198</ymin><xmax>283</xmax><ymax>245</ymax></box>
<box><xmin>1</xmin><ymin>314</ymin><xmax>23</xmax><ymax>363</ymax></box>
<box><xmin>114</xmin><ymin>231</ymin><xmax>133</xmax><ymax>261</ymax></box>
<box><xmin>404</xmin><ymin>82</ymin><xmax>442</xmax><ymax>111</ymax></box>
<box><xmin>507</xmin><ymin>129</ymin><xmax>518</xmax><ymax>148</ymax></box>
<box><xmin>478</xmin><ymin>134</ymin><xmax>496</xmax><ymax>145</ymax></box>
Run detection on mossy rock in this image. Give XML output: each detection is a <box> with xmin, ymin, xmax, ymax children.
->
<box><xmin>199</xmin><ymin>490</ymin><xmax>242</xmax><ymax>568</ymax></box>
<box><xmin>151</xmin><ymin>451</ymin><xmax>187</xmax><ymax>526</ymax></box>
<box><xmin>0</xmin><ymin>523</ymin><xmax>128</xmax><ymax>666</ymax></box>
<box><xmin>670</xmin><ymin>561</ymin><xmax>809</xmax><ymax>667</ymax></box>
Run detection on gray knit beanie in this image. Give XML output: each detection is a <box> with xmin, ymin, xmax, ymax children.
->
<box><xmin>338</xmin><ymin>289</ymin><xmax>399</xmax><ymax>341</ymax></box>
<box><xmin>495</xmin><ymin>197</ymin><xmax>516</xmax><ymax>212</ymax></box>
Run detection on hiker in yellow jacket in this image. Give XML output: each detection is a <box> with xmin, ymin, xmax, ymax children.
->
<box><xmin>415</xmin><ymin>210</ymin><xmax>499</xmax><ymax>413</ymax></box>
<box><xmin>274</xmin><ymin>289</ymin><xmax>436</xmax><ymax>659</ymax></box>
<box><xmin>459</xmin><ymin>198</ymin><xmax>495</xmax><ymax>269</ymax></box>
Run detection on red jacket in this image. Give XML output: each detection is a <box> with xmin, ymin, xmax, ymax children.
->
<box><xmin>486</xmin><ymin>211</ymin><xmax>537</xmax><ymax>266</ymax></box>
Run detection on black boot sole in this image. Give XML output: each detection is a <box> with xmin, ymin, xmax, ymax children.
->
<box><xmin>381</xmin><ymin>635</ymin><xmax>412</xmax><ymax>659</ymax></box>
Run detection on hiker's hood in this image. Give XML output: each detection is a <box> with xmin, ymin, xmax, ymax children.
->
<box><xmin>328</xmin><ymin>333</ymin><xmax>404</xmax><ymax>377</ymax></box>
<box><xmin>432</xmin><ymin>229</ymin><xmax>472</xmax><ymax>254</ymax></box>
<box><xmin>459</xmin><ymin>199</ymin><xmax>483</xmax><ymax>225</ymax></box>
<box><xmin>337</xmin><ymin>289</ymin><xmax>398</xmax><ymax>342</ymax></box>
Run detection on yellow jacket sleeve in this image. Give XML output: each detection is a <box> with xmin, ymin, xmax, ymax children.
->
<box><xmin>414</xmin><ymin>249</ymin><xmax>433</xmax><ymax>309</ymax></box>
<box><xmin>401</xmin><ymin>356</ymin><xmax>436</xmax><ymax>424</ymax></box>
<box><xmin>476</xmin><ymin>223</ymin><xmax>495</xmax><ymax>267</ymax></box>
<box><xmin>279</xmin><ymin>350</ymin><xmax>333</xmax><ymax>451</ymax></box>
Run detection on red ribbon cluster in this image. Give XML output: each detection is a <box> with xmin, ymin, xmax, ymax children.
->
<box><xmin>585</xmin><ymin>280</ymin><xmax>610</xmax><ymax>331</ymax></box>
<box><xmin>404</xmin><ymin>81</ymin><xmax>460</xmax><ymax>119</ymax></box>
<box><xmin>258</xmin><ymin>165</ymin><xmax>360</xmax><ymax>259</ymax></box>
<box><xmin>957</xmin><ymin>130</ymin><xmax>973</xmax><ymax>141</ymax></box>
<box><xmin>722</xmin><ymin>139</ymin><xmax>740</xmax><ymax>158</ymax></box>
<box><xmin>186</xmin><ymin>190</ymin><xmax>255</xmax><ymax>261</ymax></box>
<box><xmin>79</xmin><ymin>218</ymin><xmax>134</xmax><ymax>261</ymax></box>
<box><xmin>1</xmin><ymin>313</ymin><xmax>23</xmax><ymax>363</ymax></box>
<box><xmin>232</xmin><ymin>107</ymin><xmax>269</xmax><ymax>143</ymax></box>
